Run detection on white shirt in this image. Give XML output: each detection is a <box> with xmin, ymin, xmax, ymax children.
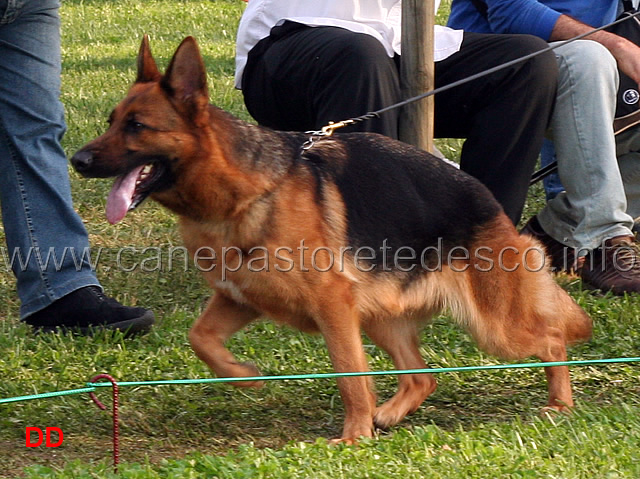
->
<box><xmin>235</xmin><ymin>0</ymin><xmax>464</xmax><ymax>88</ymax></box>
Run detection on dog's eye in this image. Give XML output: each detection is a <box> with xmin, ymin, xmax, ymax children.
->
<box><xmin>125</xmin><ymin>119</ymin><xmax>146</xmax><ymax>133</ymax></box>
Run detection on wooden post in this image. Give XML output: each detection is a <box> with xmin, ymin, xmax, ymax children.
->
<box><xmin>399</xmin><ymin>0</ymin><xmax>435</xmax><ymax>152</ymax></box>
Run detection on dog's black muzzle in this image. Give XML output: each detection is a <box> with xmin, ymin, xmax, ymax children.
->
<box><xmin>70</xmin><ymin>149</ymin><xmax>95</xmax><ymax>175</ymax></box>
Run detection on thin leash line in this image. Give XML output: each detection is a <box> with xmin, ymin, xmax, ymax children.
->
<box><xmin>372</xmin><ymin>12</ymin><xmax>637</xmax><ymax>117</ymax></box>
<box><xmin>304</xmin><ymin>9</ymin><xmax>640</xmax><ymax>144</ymax></box>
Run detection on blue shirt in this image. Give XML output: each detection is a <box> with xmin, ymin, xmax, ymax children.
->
<box><xmin>447</xmin><ymin>0</ymin><xmax>619</xmax><ymax>41</ymax></box>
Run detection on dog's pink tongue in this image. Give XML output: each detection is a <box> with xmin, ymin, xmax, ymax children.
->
<box><xmin>106</xmin><ymin>166</ymin><xmax>144</xmax><ymax>224</ymax></box>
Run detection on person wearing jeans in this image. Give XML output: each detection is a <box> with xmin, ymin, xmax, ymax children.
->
<box><xmin>449</xmin><ymin>0</ymin><xmax>640</xmax><ymax>294</ymax></box>
<box><xmin>0</xmin><ymin>0</ymin><xmax>154</xmax><ymax>333</ymax></box>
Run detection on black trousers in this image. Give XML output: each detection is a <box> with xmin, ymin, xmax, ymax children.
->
<box><xmin>242</xmin><ymin>24</ymin><xmax>558</xmax><ymax>224</ymax></box>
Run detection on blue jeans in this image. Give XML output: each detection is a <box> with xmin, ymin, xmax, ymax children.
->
<box><xmin>0</xmin><ymin>0</ymin><xmax>100</xmax><ymax>318</ymax></box>
<box><xmin>538</xmin><ymin>40</ymin><xmax>634</xmax><ymax>252</ymax></box>
<box><xmin>540</xmin><ymin>139</ymin><xmax>564</xmax><ymax>201</ymax></box>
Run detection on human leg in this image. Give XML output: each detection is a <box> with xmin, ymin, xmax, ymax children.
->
<box><xmin>523</xmin><ymin>41</ymin><xmax>640</xmax><ymax>294</ymax></box>
<box><xmin>0</xmin><ymin>0</ymin><xmax>99</xmax><ymax>315</ymax></box>
<box><xmin>242</xmin><ymin>23</ymin><xmax>401</xmax><ymax>137</ymax></box>
<box><xmin>537</xmin><ymin>40</ymin><xmax>634</xmax><ymax>251</ymax></box>
<box><xmin>434</xmin><ymin>32</ymin><xmax>558</xmax><ymax>224</ymax></box>
<box><xmin>0</xmin><ymin>0</ymin><xmax>153</xmax><ymax>331</ymax></box>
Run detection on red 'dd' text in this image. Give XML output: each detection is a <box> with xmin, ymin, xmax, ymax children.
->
<box><xmin>25</xmin><ymin>427</ymin><xmax>63</xmax><ymax>447</ymax></box>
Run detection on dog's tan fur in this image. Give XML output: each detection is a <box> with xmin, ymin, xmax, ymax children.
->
<box><xmin>72</xmin><ymin>36</ymin><xmax>592</xmax><ymax>443</ymax></box>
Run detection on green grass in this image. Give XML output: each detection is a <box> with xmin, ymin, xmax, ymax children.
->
<box><xmin>1</xmin><ymin>1</ymin><xmax>640</xmax><ymax>477</ymax></box>
<box><xmin>21</xmin><ymin>409</ymin><xmax>640</xmax><ymax>478</ymax></box>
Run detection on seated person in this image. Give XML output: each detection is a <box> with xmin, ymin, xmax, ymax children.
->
<box><xmin>235</xmin><ymin>0</ymin><xmax>558</xmax><ymax>227</ymax></box>
<box><xmin>448</xmin><ymin>0</ymin><xmax>640</xmax><ymax>294</ymax></box>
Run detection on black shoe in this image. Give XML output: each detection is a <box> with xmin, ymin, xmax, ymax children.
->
<box><xmin>24</xmin><ymin>286</ymin><xmax>154</xmax><ymax>336</ymax></box>
<box><xmin>520</xmin><ymin>216</ymin><xmax>582</xmax><ymax>273</ymax></box>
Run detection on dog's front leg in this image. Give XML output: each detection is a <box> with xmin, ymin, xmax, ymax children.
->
<box><xmin>189</xmin><ymin>293</ymin><xmax>263</xmax><ymax>388</ymax></box>
<box><xmin>317</xmin><ymin>297</ymin><xmax>376</xmax><ymax>444</ymax></box>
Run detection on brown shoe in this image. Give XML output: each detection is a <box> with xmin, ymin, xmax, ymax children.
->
<box><xmin>520</xmin><ymin>216</ymin><xmax>582</xmax><ymax>273</ymax></box>
<box><xmin>580</xmin><ymin>236</ymin><xmax>640</xmax><ymax>294</ymax></box>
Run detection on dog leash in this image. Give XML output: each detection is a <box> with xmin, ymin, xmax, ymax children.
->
<box><xmin>529</xmin><ymin>161</ymin><xmax>558</xmax><ymax>185</ymax></box>
<box><xmin>302</xmin><ymin>10</ymin><xmax>640</xmax><ymax>154</ymax></box>
<box><xmin>302</xmin><ymin>118</ymin><xmax>367</xmax><ymax>151</ymax></box>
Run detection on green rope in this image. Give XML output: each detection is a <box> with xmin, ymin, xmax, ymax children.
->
<box><xmin>0</xmin><ymin>387</ymin><xmax>96</xmax><ymax>404</ymax></box>
<box><xmin>86</xmin><ymin>357</ymin><xmax>640</xmax><ymax>387</ymax></box>
<box><xmin>1</xmin><ymin>356</ymin><xmax>638</xmax><ymax>405</ymax></box>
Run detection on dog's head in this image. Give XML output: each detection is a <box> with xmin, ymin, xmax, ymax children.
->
<box><xmin>71</xmin><ymin>35</ymin><xmax>211</xmax><ymax>224</ymax></box>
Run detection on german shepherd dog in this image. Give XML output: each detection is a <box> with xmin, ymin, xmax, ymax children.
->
<box><xmin>71</xmin><ymin>36</ymin><xmax>592</xmax><ymax>443</ymax></box>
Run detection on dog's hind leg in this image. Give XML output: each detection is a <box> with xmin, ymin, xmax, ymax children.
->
<box><xmin>534</xmin><ymin>283</ymin><xmax>591</xmax><ymax>412</ymax></box>
<box><xmin>465</xmin><ymin>221</ymin><xmax>591</xmax><ymax>413</ymax></box>
<box><xmin>538</xmin><ymin>332</ymin><xmax>574</xmax><ymax>412</ymax></box>
<box><xmin>363</xmin><ymin>315</ymin><xmax>437</xmax><ymax>430</ymax></box>
<box><xmin>465</xmin><ymin>298</ymin><xmax>581</xmax><ymax>412</ymax></box>
<box><xmin>526</xmin><ymin>270</ymin><xmax>591</xmax><ymax>411</ymax></box>
<box><xmin>466</xmin><ymin>307</ymin><xmax>576</xmax><ymax>412</ymax></box>
<box><xmin>189</xmin><ymin>293</ymin><xmax>263</xmax><ymax>388</ymax></box>
<box><xmin>500</xmin><ymin>324</ymin><xmax>575</xmax><ymax>411</ymax></box>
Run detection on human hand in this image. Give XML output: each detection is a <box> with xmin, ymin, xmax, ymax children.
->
<box><xmin>608</xmin><ymin>36</ymin><xmax>640</xmax><ymax>85</ymax></box>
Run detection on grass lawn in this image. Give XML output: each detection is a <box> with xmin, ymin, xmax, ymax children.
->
<box><xmin>1</xmin><ymin>1</ymin><xmax>640</xmax><ymax>477</ymax></box>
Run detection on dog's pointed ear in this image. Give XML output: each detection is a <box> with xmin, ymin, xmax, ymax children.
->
<box><xmin>136</xmin><ymin>34</ymin><xmax>161</xmax><ymax>83</ymax></box>
<box><xmin>162</xmin><ymin>36</ymin><xmax>209</xmax><ymax>113</ymax></box>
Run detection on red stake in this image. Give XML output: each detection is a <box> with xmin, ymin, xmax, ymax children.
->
<box><xmin>89</xmin><ymin>374</ymin><xmax>120</xmax><ymax>474</ymax></box>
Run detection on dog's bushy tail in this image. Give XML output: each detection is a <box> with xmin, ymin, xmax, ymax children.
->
<box><xmin>518</xmin><ymin>232</ymin><xmax>592</xmax><ymax>347</ymax></box>
<box><xmin>444</xmin><ymin>215</ymin><xmax>593</xmax><ymax>359</ymax></box>
<box><xmin>543</xmin><ymin>273</ymin><xmax>592</xmax><ymax>346</ymax></box>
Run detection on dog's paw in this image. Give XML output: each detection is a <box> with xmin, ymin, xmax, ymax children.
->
<box><xmin>328</xmin><ymin>423</ymin><xmax>375</xmax><ymax>445</ymax></box>
<box><xmin>373</xmin><ymin>407</ymin><xmax>405</xmax><ymax>430</ymax></box>
<box><xmin>328</xmin><ymin>432</ymin><xmax>373</xmax><ymax>446</ymax></box>
<box><xmin>540</xmin><ymin>404</ymin><xmax>572</xmax><ymax>417</ymax></box>
<box><xmin>227</xmin><ymin>361</ymin><xmax>265</xmax><ymax>388</ymax></box>
<box><xmin>373</xmin><ymin>375</ymin><xmax>436</xmax><ymax>429</ymax></box>
<box><xmin>329</xmin><ymin>437</ymin><xmax>357</xmax><ymax>446</ymax></box>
